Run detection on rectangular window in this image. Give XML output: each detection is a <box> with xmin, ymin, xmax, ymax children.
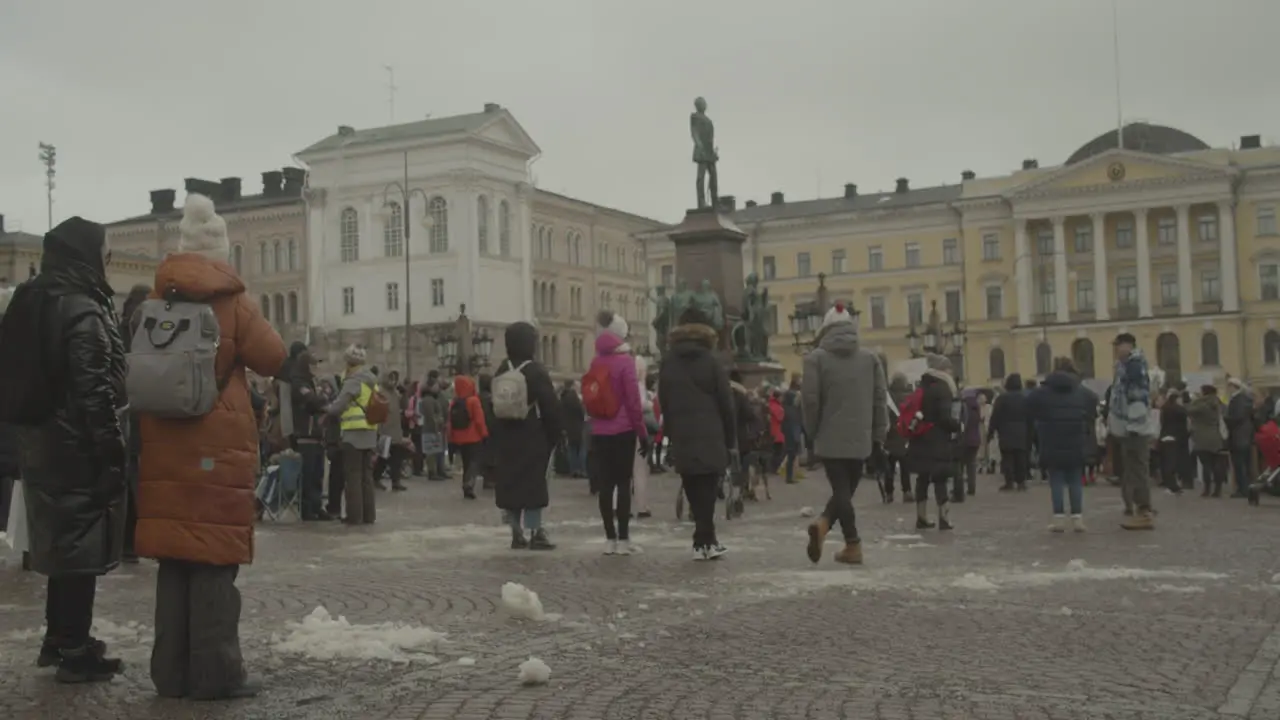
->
<box><xmin>661</xmin><ymin>264</ymin><xmax>674</xmax><ymax>288</ymax></box>
<box><xmin>1116</xmin><ymin>276</ymin><xmax>1138</xmax><ymax>308</ymax></box>
<box><xmin>1074</xmin><ymin>226</ymin><xmax>1093</xmax><ymax>253</ymax></box>
<box><xmin>341</xmin><ymin>287</ymin><xmax>355</xmax><ymax>315</ymax></box>
<box><xmin>869</xmin><ymin>296</ymin><xmax>886</xmax><ymax>329</ymax></box>
<box><xmin>1200</xmin><ymin>269</ymin><xmax>1220</xmax><ymax>303</ymax></box>
<box><xmin>945</xmin><ymin>289</ymin><xmax>961</xmax><ymax>322</ymax></box>
<box><xmin>1115</xmin><ymin>221</ymin><xmax>1134</xmax><ymax>249</ymax></box>
<box><xmin>1036</xmin><ymin>229</ymin><xmax>1054</xmax><ymax>256</ymax></box>
<box><xmin>1157</xmin><ymin>216</ymin><xmax>1176</xmax><ymax>246</ymax></box>
<box><xmin>762</xmin><ymin>256</ymin><xmax>776</xmax><ymax>280</ymax></box>
<box><xmin>831</xmin><ymin>249</ymin><xmax>846</xmax><ymax>274</ymax></box>
<box><xmin>385</xmin><ymin>282</ymin><xmax>399</xmax><ymax>311</ymax></box>
<box><xmin>943</xmin><ymin>238</ymin><xmax>959</xmax><ymax>265</ymax></box>
<box><xmin>1198</xmin><ymin>215</ymin><xmax>1218</xmax><ymax>243</ymax></box>
<box><xmin>797</xmin><ymin>252</ymin><xmax>811</xmax><ymax>277</ymax></box>
<box><xmin>907</xmin><ymin>293</ymin><xmax>923</xmax><ymax>327</ymax></box>
<box><xmin>1261</xmin><ymin>263</ymin><xmax>1280</xmax><ymax>301</ymax></box>
<box><xmin>982</xmin><ymin>233</ymin><xmax>1000</xmax><ymax>260</ymax></box>
<box><xmin>1160</xmin><ymin>273</ymin><xmax>1179</xmax><ymax>306</ymax></box>
<box><xmin>1258</xmin><ymin>205</ymin><xmax>1277</xmax><ymax>236</ymax></box>
<box><xmin>1039</xmin><ymin>278</ymin><xmax>1056</xmax><ymax>315</ymax></box>
<box><xmin>985</xmin><ymin>286</ymin><xmax>1002</xmax><ymax>320</ymax></box>
<box><xmin>868</xmin><ymin>246</ymin><xmax>883</xmax><ymax>272</ymax></box>
<box><xmin>905</xmin><ymin>243</ymin><xmax>921</xmax><ymax>268</ymax></box>
<box><xmin>431</xmin><ymin>278</ymin><xmax>445</xmax><ymax>307</ymax></box>
<box><xmin>1076</xmin><ymin>278</ymin><xmax>1095</xmax><ymax>311</ymax></box>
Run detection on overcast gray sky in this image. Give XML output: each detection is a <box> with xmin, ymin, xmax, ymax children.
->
<box><xmin>2</xmin><ymin>0</ymin><xmax>1277</xmax><ymax>233</ymax></box>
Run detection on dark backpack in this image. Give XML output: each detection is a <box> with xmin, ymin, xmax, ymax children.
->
<box><xmin>450</xmin><ymin>398</ymin><xmax>472</xmax><ymax>430</ymax></box>
<box><xmin>0</xmin><ymin>285</ymin><xmax>54</xmax><ymax>426</ymax></box>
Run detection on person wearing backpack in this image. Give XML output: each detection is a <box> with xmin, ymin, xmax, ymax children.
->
<box><xmin>584</xmin><ymin>310</ymin><xmax>649</xmax><ymax>555</ymax></box>
<box><xmin>487</xmin><ymin>322</ymin><xmax>563</xmax><ymax>549</ymax></box>
<box><xmin>129</xmin><ymin>194</ymin><xmax>285</xmax><ymax>699</ymax></box>
<box><xmin>0</xmin><ymin>217</ymin><xmax>128</xmax><ymax>683</ymax></box>
<box><xmin>986</xmin><ymin>373</ymin><xmax>1032</xmax><ymax>492</ymax></box>
<box><xmin>908</xmin><ymin>354</ymin><xmax>962</xmax><ymax>531</ymax></box>
<box><xmin>325</xmin><ymin>344</ymin><xmax>383</xmax><ymax>524</ymax></box>
<box><xmin>446</xmin><ymin>373</ymin><xmax>489</xmax><ymax>499</ymax></box>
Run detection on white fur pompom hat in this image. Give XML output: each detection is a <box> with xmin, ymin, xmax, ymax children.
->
<box><xmin>820</xmin><ymin>302</ymin><xmax>855</xmax><ymax>331</ymax></box>
<box><xmin>178</xmin><ymin>193</ymin><xmax>230</xmax><ymax>260</ymax></box>
<box><xmin>596</xmin><ymin>309</ymin><xmax>630</xmax><ymax>340</ymax></box>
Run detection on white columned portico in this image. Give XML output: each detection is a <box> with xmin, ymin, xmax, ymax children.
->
<box><xmin>1051</xmin><ymin>216</ymin><xmax>1069</xmax><ymax>322</ymax></box>
<box><xmin>1175</xmin><ymin>204</ymin><xmax>1194</xmax><ymax>314</ymax></box>
<box><xmin>1014</xmin><ymin>220</ymin><xmax>1032</xmax><ymax>326</ymax></box>
<box><xmin>1134</xmin><ymin>208</ymin><xmax>1152</xmax><ymax>317</ymax></box>
<box><xmin>1219</xmin><ymin>200</ymin><xmax>1239</xmax><ymax>312</ymax></box>
<box><xmin>1091</xmin><ymin>213</ymin><xmax>1109</xmax><ymax>320</ymax></box>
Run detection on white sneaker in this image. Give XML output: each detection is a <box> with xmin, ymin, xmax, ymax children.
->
<box><xmin>706</xmin><ymin>543</ymin><xmax>728</xmax><ymax>559</ymax></box>
<box><xmin>692</xmin><ymin>546</ymin><xmax>709</xmax><ymax>561</ymax></box>
<box><xmin>603</xmin><ymin>540</ymin><xmax>618</xmax><ymax>556</ymax></box>
<box><xmin>616</xmin><ymin>540</ymin><xmax>634</xmax><ymax>556</ymax></box>
<box><xmin>1048</xmin><ymin>515</ymin><xmax>1066</xmax><ymax>533</ymax></box>
<box><xmin>1071</xmin><ymin>514</ymin><xmax>1086</xmax><ymax>533</ymax></box>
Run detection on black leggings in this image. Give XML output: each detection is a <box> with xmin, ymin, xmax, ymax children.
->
<box><xmin>913</xmin><ymin>473</ymin><xmax>950</xmax><ymax>503</ymax></box>
<box><xmin>885</xmin><ymin>456</ymin><xmax>910</xmax><ymax>493</ymax></box>
<box><xmin>593</xmin><ymin>432</ymin><xmax>636</xmax><ymax>540</ymax></box>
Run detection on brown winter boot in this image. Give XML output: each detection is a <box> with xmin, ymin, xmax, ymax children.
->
<box><xmin>806</xmin><ymin>516</ymin><xmax>830</xmax><ymax>564</ymax></box>
<box><xmin>1120</xmin><ymin>508</ymin><xmax>1155</xmax><ymax>531</ymax></box>
<box><xmin>834</xmin><ymin>540</ymin><xmax>863</xmax><ymax>565</ymax></box>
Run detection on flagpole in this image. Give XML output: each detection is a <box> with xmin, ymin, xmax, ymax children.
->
<box><xmin>1112</xmin><ymin>0</ymin><xmax>1124</xmax><ymax>147</ymax></box>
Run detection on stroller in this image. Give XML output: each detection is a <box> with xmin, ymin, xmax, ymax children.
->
<box><xmin>1248</xmin><ymin>420</ymin><xmax>1280</xmax><ymax>506</ymax></box>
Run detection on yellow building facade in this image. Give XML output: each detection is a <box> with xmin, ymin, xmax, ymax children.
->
<box><xmin>645</xmin><ymin>125</ymin><xmax>1280</xmax><ymax>391</ymax></box>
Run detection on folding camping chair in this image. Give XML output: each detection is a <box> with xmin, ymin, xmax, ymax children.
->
<box><xmin>256</xmin><ymin>452</ymin><xmax>303</xmax><ymax>521</ymax></box>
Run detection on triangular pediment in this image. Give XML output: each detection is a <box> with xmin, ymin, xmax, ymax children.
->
<box><xmin>1007</xmin><ymin>149</ymin><xmax>1231</xmax><ymax>199</ymax></box>
<box><xmin>473</xmin><ymin>111</ymin><xmax>541</xmax><ymax>158</ymax></box>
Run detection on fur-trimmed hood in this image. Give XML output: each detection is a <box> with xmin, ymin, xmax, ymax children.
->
<box><xmin>667</xmin><ymin>323</ymin><xmax>718</xmax><ymax>356</ymax></box>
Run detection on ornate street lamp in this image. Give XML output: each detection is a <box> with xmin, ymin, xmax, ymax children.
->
<box><xmin>434</xmin><ymin>305</ymin><xmax>495</xmax><ymax>377</ymax></box>
<box><xmin>906</xmin><ymin>299</ymin><xmax>967</xmax><ymax>378</ymax></box>
<box><xmin>789</xmin><ymin>273</ymin><xmax>860</xmax><ymax>354</ymax></box>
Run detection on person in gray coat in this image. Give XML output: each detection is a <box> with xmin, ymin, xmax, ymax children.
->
<box><xmin>801</xmin><ymin>303</ymin><xmax>887</xmax><ymax>565</ymax></box>
<box><xmin>1188</xmin><ymin>385</ymin><xmax>1228</xmax><ymax>497</ymax></box>
<box><xmin>325</xmin><ymin>345</ymin><xmax>379</xmax><ymax>525</ymax></box>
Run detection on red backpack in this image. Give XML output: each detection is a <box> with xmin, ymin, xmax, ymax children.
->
<box><xmin>581</xmin><ymin>361</ymin><xmax>620</xmax><ymax>419</ymax></box>
<box><xmin>895</xmin><ymin>387</ymin><xmax>934</xmax><ymax>439</ymax></box>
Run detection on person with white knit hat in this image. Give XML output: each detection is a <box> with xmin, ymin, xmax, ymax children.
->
<box><xmin>801</xmin><ymin>302</ymin><xmax>887</xmax><ymax>565</ymax></box>
<box><xmin>135</xmin><ymin>193</ymin><xmax>286</xmax><ymax>700</ymax></box>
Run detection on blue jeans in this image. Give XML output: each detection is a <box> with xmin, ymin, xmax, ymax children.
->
<box><xmin>508</xmin><ymin>508</ymin><xmax>543</xmax><ymax>531</ymax></box>
<box><xmin>1047</xmin><ymin>466</ymin><xmax>1083</xmax><ymax>515</ymax></box>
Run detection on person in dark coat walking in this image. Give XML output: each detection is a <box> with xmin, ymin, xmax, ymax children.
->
<box><xmin>1188</xmin><ymin>385</ymin><xmax>1229</xmax><ymax>497</ymax></box>
<box><xmin>289</xmin><ymin>351</ymin><xmax>331</xmax><ymax>520</ymax></box>
<box><xmin>11</xmin><ymin>217</ymin><xmax>128</xmax><ymax>682</ymax></box>
<box><xmin>1225</xmin><ymin>378</ymin><xmax>1256</xmax><ymax>497</ymax></box>
<box><xmin>658</xmin><ymin>309</ymin><xmax>736</xmax><ymax>560</ymax></box>
<box><xmin>780</xmin><ymin>387</ymin><xmax>803</xmax><ymax>484</ymax></box>
<box><xmin>884</xmin><ymin>372</ymin><xmax>914</xmax><ymax>502</ymax></box>
<box><xmin>489</xmin><ymin>322</ymin><xmax>562</xmax><ymax>550</ymax></box>
<box><xmin>1026</xmin><ymin>358</ymin><xmax>1096</xmax><ymax>532</ymax></box>
<box><xmin>1157</xmin><ymin>389</ymin><xmax>1191</xmax><ymax>496</ymax></box>
<box><xmin>560</xmin><ymin>381</ymin><xmax>587</xmax><ymax>478</ymax></box>
<box><xmin>910</xmin><ymin>354</ymin><xmax>961</xmax><ymax>530</ymax></box>
<box><xmin>986</xmin><ymin>373</ymin><xmax>1032</xmax><ymax>491</ymax></box>
<box><xmin>953</xmin><ymin>387</ymin><xmax>983</xmax><ymax>502</ymax></box>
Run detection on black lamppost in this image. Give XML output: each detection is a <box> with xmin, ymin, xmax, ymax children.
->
<box><xmin>380</xmin><ymin>151</ymin><xmax>434</xmax><ymax>381</ymax></box>
<box><xmin>907</xmin><ymin>299</ymin><xmax>967</xmax><ymax>377</ymax></box>
<box><xmin>789</xmin><ymin>273</ymin><xmax>858</xmax><ymax>354</ymax></box>
<box><xmin>433</xmin><ymin>304</ymin><xmax>494</xmax><ymax>377</ymax></box>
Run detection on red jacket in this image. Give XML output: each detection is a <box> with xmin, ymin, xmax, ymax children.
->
<box><xmin>768</xmin><ymin>396</ymin><xmax>785</xmax><ymax>443</ymax></box>
<box><xmin>446</xmin><ymin>375</ymin><xmax>488</xmax><ymax>445</ymax></box>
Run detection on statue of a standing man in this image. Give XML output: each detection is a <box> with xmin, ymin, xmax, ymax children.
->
<box><xmin>690</xmin><ymin>97</ymin><xmax>718</xmax><ymax>210</ymax></box>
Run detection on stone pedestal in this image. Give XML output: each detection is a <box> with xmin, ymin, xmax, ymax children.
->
<box><xmin>735</xmin><ymin>361</ymin><xmax>787</xmax><ymax>389</ymax></box>
<box><xmin>668</xmin><ymin>208</ymin><xmax>748</xmax><ymax>352</ymax></box>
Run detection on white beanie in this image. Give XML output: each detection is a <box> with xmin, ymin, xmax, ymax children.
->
<box><xmin>343</xmin><ymin>344</ymin><xmax>367</xmax><ymax>366</ymax></box>
<box><xmin>820</xmin><ymin>302</ymin><xmax>855</xmax><ymax>331</ymax></box>
<box><xmin>178</xmin><ymin>193</ymin><xmax>230</xmax><ymax>260</ymax></box>
<box><xmin>596</xmin><ymin>309</ymin><xmax>629</xmax><ymax>340</ymax></box>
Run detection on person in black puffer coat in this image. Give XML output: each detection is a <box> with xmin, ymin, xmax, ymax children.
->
<box><xmin>987</xmin><ymin>373</ymin><xmax>1032</xmax><ymax>491</ymax></box>
<box><xmin>910</xmin><ymin>354</ymin><xmax>961</xmax><ymax>530</ymax></box>
<box><xmin>1026</xmin><ymin>357</ymin><xmax>1098</xmax><ymax>531</ymax></box>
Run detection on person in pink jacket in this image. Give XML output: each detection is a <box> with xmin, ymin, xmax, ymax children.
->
<box><xmin>587</xmin><ymin>311</ymin><xmax>649</xmax><ymax>555</ymax></box>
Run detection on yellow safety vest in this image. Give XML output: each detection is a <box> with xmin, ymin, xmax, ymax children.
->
<box><xmin>340</xmin><ymin>381</ymin><xmax>377</xmax><ymax>432</ymax></box>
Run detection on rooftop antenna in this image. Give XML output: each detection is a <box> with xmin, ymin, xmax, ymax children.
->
<box><xmin>1111</xmin><ymin>0</ymin><xmax>1125</xmax><ymax>148</ymax></box>
<box><xmin>383</xmin><ymin>65</ymin><xmax>397</xmax><ymax>123</ymax></box>
<box><xmin>38</xmin><ymin>142</ymin><xmax>56</xmax><ymax>230</ymax></box>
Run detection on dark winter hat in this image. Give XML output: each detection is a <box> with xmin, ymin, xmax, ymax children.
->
<box><xmin>1113</xmin><ymin>332</ymin><xmax>1137</xmax><ymax>346</ymax></box>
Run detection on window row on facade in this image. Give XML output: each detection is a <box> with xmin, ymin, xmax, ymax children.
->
<box><xmin>533</xmin><ymin>280</ymin><xmax>650</xmax><ymax>324</ymax></box>
<box><xmin>338</xmin><ymin>279</ymin><xmax>448</xmax><ymax>315</ymax></box>
<box><xmin>532</xmin><ymin>224</ymin><xmax>646</xmax><ymax>275</ymax></box>
<box><xmin>533</xmin><ymin>332</ymin><xmax>590</xmax><ymax>373</ymax></box>
<box><xmin>232</xmin><ymin>239</ymin><xmax>299</xmax><ymax>277</ymax></box>
<box><xmin>259</xmin><ymin>291</ymin><xmax>302</xmax><ymax>325</ymax></box>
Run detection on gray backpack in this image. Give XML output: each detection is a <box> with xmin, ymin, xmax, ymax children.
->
<box><xmin>126</xmin><ymin>297</ymin><xmax>227</xmax><ymax>418</ymax></box>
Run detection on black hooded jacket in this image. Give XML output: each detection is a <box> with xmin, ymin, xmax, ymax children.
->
<box><xmin>657</xmin><ymin>323</ymin><xmax>737</xmax><ymax>475</ymax></box>
<box><xmin>18</xmin><ymin>217</ymin><xmax>128</xmax><ymax>576</ymax></box>
<box><xmin>987</xmin><ymin>373</ymin><xmax>1031</xmax><ymax>452</ymax></box>
<box><xmin>1026</xmin><ymin>371</ymin><xmax>1096</xmax><ymax>469</ymax></box>
<box><xmin>488</xmin><ymin>322</ymin><xmax>562</xmax><ymax>511</ymax></box>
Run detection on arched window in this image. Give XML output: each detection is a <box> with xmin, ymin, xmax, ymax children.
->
<box><xmin>551</xmin><ymin>336</ymin><xmax>559</xmax><ymax>368</ymax></box>
<box><xmin>383</xmin><ymin>201</ymin><xmax>404</xmax><ymax>257</ymax></box>
<box><xmin>1035</xmin><ymin>342</ymin><xmax>1052</xmax><ymax>376</ymax></box>
<box><xmin>1071</xmin><ymin>338</ymin><xmax>1096</xmax><ymax>379</ymax></box>
<box><xmin>273</xmin><ymin>240</ymin><xmax>282</xmax><ymax>271</ymax></box>
<box><xmin>549</xmin><ymin>283</ymin><xmax>557</xmax><ymax>314</ymax></box>
<box><xmin>532</xmin><ymin>279</ymin><xmax>539</xmax><ymax>312</ymax></box>
<box><xmin>260</xmin><ymin>294</ymin><xmax>271</xmax><ymax>321</ymax></box>
<box><xmin>539</xmin><ymin>283</ymin><xmax>549</xmax><ymax>315</ymax></box>
<box><xmin>288</xmin><ymin>292</ymin><xmax>299</xmax><ymax>323</ymax></box>
<box><xmin>989</xmin><ymin>348</ymin><xmax>1006</xmax><ymax>380</ymax></box>
<box><xmin>288</xmin><ymin>238</ymin><xmax>298</xmax><ymax>271</ymax></box>
<box><xmin>259</xmin><ymin>242</ymin><xmax>269</xmax><ymax>274</ymax></box>
<box><xmin>476</xmin><ymin>196</ymin><xmax>489</xmax><ymax>254</ymax></box>
<box><xmin>1201</xmin><ymin>332</ymin><xmax>1220</xmax><ymax>367</ymax></box>
<box><xmin>574</xmin><ymin>234</ymin><xmax>582</xmax><ymax>265</ymax></box>
<box><xmin>1156</xmin><ymin>332</ymin><xmax>1182</xmax><ymax>387</ymax></box>
<box><xmin>1266</xmin><ymin>330</ymin><xmax>1280</xmax><ymax>365</ymax></box>
<box><xmin>498</xmin><ymin>200</ymin><xmax>511</xmax><ymax>256</ymax></box>
<box><xmin>428</xmin><ymin>196</ymin><xmax>448</xmax><ymax>253</ymax></box>
<box><xmin>231</xmin><ymin>245</ymin><xmax>243</xmax><ymax>274</ymax></box>
<box><xmin>273</xmin><ymin>294</ymin><xmax>285</xmax><ymax>324</ymax></box>
<box><xmin>340</xmin><ymin>207</ymin><xmax>359</xmax><ymax>262</ymax></box>
<box><xmin>564</xmin><ymin>233</ymin><xmax>572</xmax><ymax>263</ymax></box>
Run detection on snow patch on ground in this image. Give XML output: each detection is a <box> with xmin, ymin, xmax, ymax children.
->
<box><xmin>501</xmin><ymin>582</ymin><xmax>546</xmax><ymax>621</ymax></box>
<box><xmin>272</xmin><ymin>607</ymin><xmax>445</xmax><ymax>663</ymax></box>
<box><xmin>953</xmin><ymin>573</ymin><xmax>1000</xmax><ymax>590</ymax></box>
<box><xmin>799</xmin><ymin>506</ymin><xmax>816</xmax><ymax>518</ymax></box>
<box><xmin>1147</xmin><ymin>584</ymin><xmax>1207</xmax><ymax>594</ymax></box>
<box><xmin>457</xmin><ymin>657</ymin><xmax>477</xmax><ymax>667</ymax></box>
<box><xmin>645</xmin><ymin>589</ymin><xmax>710</xmax><ymax>601</ymax></box>
<box><xmin>883</xmin><ymin>534</ymin><xmax>924</xmax><ymax>541</ymax></box>
<box><xmin>518</xmin><ymin>656</ymin><xmax>551</xmax><ymax>685</ymax></box>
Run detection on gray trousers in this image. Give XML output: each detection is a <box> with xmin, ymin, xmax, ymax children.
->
<box><xmin>1118</xmin><ymin>433</ymin><xmax>1152</xmax><ymax>511</ymax></box>
<box><xmin>151</xmin><ymin>560</ymin><xmax>245</xmax><ymax>699</ymax></box>
<box><xmin>341</xmin><ymin>445</ymin><xmax>376</xmax><ymax>524</ymax></box>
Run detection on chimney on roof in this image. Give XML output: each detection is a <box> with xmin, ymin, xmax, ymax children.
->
<box><xmin>745</xmin><ymin>200</ymin><xmax>757</xmax><ymax>208</ymax></box>
<box><xmin>337</xmin><ymin>125</ymin><xmax>355</xmax><ymax>136</ymax></box>
<box><xmin>1241</xmin><ymin>134</ymin><xmax>1262</xmax><ymax>150</ymax></box>
<box><xmin>282</xmin><ymin>167</ymin><xmax>305</xmax><ymax>196</ymax></box>
<box><xmin>184</xmin><ymin>178</ymin><xmax>222</xmax><ymax>199</ymax></box>
<box><xmin>150</xmin><ymin>189</ymin><xmax>176</xmax><ymax>214</ymax></box>
<box><xmin>1022</xmin><ymin>159</ymin><xmax>1038</xmax><ymax>170</ymax></box>
<box><xmin>844</xmin><ymin>183</ymin><xmax>857</xmax><ymax>199</ymax></box>
<box><xmin>895</xmin><ymin>177</ymin><xmax>909</xmax><ymax>194</ymax></box>
<box><xmin>483</xmin><ymin>102</ymin><xmax>501</xmax><ymax>113</ymax></box>
<box><xmin>770</xmin><ymin>191</ymin><xmax>784</xmax><ymax>205</ymax></box>
<box><xmin>220</xmin><ymin>177</ymin><xmax>242</xmax><ymax>202</ymax></box>
<box><xmin>718</xmin><ymin>195</ymin><xmax>736</xmax><ymax>212</ymax></box>
<box><xmin>262</xmin><ymin>170</ymin><xmax>284</xmax><ymax>197</ymax></box>
<box><xmin>961</xmin><ymin>170</ymin><xmax>976</xmax><ymax>181</ymax></box>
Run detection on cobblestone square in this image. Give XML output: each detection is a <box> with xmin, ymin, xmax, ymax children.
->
<box><xmin>4</xmin><ymin>471</ymin><xmax>1280</xmax><ymax>720</ymax></box>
